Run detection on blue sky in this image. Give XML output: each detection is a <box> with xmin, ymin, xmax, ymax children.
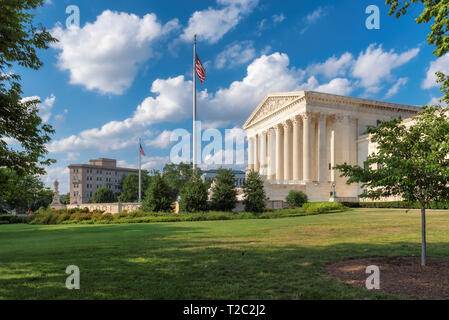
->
<box><xmin>15</xmin><ymin>0</ymin><xmax>449</xmax><ymax>193</ymax></box>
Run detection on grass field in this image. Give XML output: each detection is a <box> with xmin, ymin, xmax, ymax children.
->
<box><xmin>1</xmin><ymin>208</ymin><xmax>448</xmax><ymax>300</ymax></box>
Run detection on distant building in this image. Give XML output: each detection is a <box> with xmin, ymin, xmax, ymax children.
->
<box><xmin>200</xmin><ymin>169</ymin><xmax>246</xmax><ymax>187</ymax></box>
<box><xmin>68</xmin><ymin>158</ymin><xmax>146</xmax><ymax>204</ymax></box>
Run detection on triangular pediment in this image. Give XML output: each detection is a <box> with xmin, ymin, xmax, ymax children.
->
<box><xmin>243</xmin><ymin>92</ymin><xmax>304</xmax><ymax>129</ymax></box>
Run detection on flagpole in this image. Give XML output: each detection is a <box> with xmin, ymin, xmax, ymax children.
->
<box><xmin>138</xmin><ymin>137</ymin><xmax>142</xmax><ymax>203</ymax></box>
<box><xmin>193</xmin><ymin>34</ymin><xmax>197</xmax><ymax>171</ymax></box>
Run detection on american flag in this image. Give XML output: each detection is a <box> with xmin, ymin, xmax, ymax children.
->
<box><xmin>139</xmin><ymin>144</ymin><xmax>145</xmax><ymax>156</ymax></box>
<box><xmin>195</xmin><ymin>55</ymin><xmax>206</xmax><ymax>84</ymax></box>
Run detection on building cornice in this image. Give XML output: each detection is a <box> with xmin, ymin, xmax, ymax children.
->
<box><xmin>243</xmin><ymin>91</ymin><xmax>421</xmax><ymax>130</ymax></box>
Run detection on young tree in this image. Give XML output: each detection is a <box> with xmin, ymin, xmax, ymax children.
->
<box><xmin>92</xmin><ymin>188</ymin><xmax>116</xmax><ymax>203</ymax></box>
<box><xmin>336</xmin><ymin>106</ymin><xmax>449</xmax><ymax>266</ymax></box>
<box><xmin>1</xmin><ymin>0</ymin><xmax>57</xmax><ymax>177</ymax></box>
<box><xmin>142</xmin><ymin>173</ymin><xmax>173</xmax><ymax>212</ymax></box>
<box><xmin>243</xmin><ymin>171</ymin><xmax>267</xmax><ymax>213</ymax></box>
<box><xmin>286</xmin><ymin>190</ymin><xmax>308</xmax><ymax>208</ymax></box>
<box><xmin>118</xmin><ymin>173</ymin><xmax>153</xmax><ymax>202</ymax></box>
<box><xmin>210</xmin><ymin>168</ymin><xmax>237</xmax><ymax>212</ymax></box>
<box><xmin>179</xmin><ymin>172</ymin><xmax>209</xmax><ymax>213</ymax></box>
<box><xmin>162</xmin><ymin>162</ymin><xmax>193</xmax><ymax>201</ymax></box>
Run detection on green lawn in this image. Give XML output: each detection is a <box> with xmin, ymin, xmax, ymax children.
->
<box><xmin>1</xmin><ymin>208</ymin><xmax>448</xmax><ymax>300</ymax></box>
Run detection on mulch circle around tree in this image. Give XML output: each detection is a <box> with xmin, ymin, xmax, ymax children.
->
<box><xmin>325</xmin><ymin>256</ymin><xmax>449</xmax><ymax>300</ymax></box>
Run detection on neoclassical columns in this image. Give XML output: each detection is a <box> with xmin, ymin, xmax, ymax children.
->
<box><xmin>248</xmin><ymin>137</ymin><xmax>255</xmax><ymax>171</ymax></box>
<box><xmin>267</xmin><ymin>128</ymin><xmax>276</xmax><ymax>180</ymax></box>
<box><xmin>302</xmin><ymin>112</ymin><xmax>312</xmax><ymax>182</ymax></box>
<box><xmin>260</xmin><ymin>131</ymin><xmax>267</xmax><ymax>175</ymax></box>
<box><xmin>275</xmin><ymin>124</ymin><xmax>284</xmax><ymax>180</ymax></box>
<box><xmin>317</xmin><ymin>114</ymin><xmax>327</xmax><ymax>182</ymax></box>
<box><xmin>292</xmin><ymin>116</ymin><xmax>301</xmax><ymax>180</ymax></box>
<box><xmin>248</xmin><ymin>111</ymin><xmax>351</xmax><ymax>185</ymax></box>
<box><xmin>283</xmin><ymin>121</ymin><xmax>292</xmax><ymax>180</ymax></box>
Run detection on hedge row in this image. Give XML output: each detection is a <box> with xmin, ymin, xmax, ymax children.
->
<box><xmin>341</xmin><ymin>201</ymin><xmax>449</xmax><ymax>209</ymax></box>
<box><xmin>0</xmin><ymin>215</ymin><xmax>32</xmax><ymax>224</ymax></box>
<box><xmin>25</xmin><ymin>202</ymin><xmax>348</xmax><ymax>225</ymax></box>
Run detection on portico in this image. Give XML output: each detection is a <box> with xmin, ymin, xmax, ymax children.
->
<box><xmin>243</xmin><ymin>91</ymin><xmax>421</xmax><ymax>202</ymax></box>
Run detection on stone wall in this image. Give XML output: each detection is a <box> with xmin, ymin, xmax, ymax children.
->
<box><xmin>65</xmin><ymin>202</ymin><xmax>142</xmax><ymax>214</ymax></box>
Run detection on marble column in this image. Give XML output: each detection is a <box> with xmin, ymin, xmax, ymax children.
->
<box><xmin>248</xmin><ymin>137</ymin><xmax>254</xmax><ymax>171</ymax></box>
<box><xmin>283</xmin><ymin>121</ymin><xmax>292</xmax><ymax>181</ymax></box>
<box><xmin>302</xmin><ymin>112</ymin><xmax>312</xmax><ymax>182</ymax></box>
<box><xmin>317</xmin><ymin>114</ymin><xmax>327</xmax><ymax>182</ymax></box>
<box><xmin>292</xmin><ymin>116</ymin><xmax>301</xmax><ymax>180</ymax></box>
<box><xmin>275</xmin><ymin>125</ymin><xmax>284</xmax><ymax>180</ymax></box>
<box><xmin>254</xmin><ymin>133</ymin><xmax>260</xmax><ymax>172</ymax></box>
<box><xmin>267</xmin><ymin>128</ymin><xmax>276</xmax><ymax>180</ymax></box>
<box><xmin>260</xmin><ymin>131</ymin><xmax>267</xmax><ymax>176</ymax></box>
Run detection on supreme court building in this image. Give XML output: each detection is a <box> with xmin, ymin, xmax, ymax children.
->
<box><xmin>243</xmin><ymin>91</ymin><xmax>421</xmax><ymax>202</ymax></box>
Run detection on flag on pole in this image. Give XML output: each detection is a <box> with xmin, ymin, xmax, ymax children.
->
<box><xmin>139</xmin><ymin>144</ymin><xmax>145</xmax><ymax>156</ymax></box>
<box><xmin>195</xmin><ymin>55</ymin><xmax>206</xmax><ymax>84</ymax></box>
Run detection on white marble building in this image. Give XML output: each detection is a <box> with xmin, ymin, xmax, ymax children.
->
<box><xmin>243</xmin><ymin>91</ymin><xmax>421</xmax><ymax>202</ymax></box>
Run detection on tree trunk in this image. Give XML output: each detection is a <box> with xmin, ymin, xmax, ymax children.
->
<box><xmin>421</xmin><ymin>203</ymin><xmax>427</xmax><ymax>266</ymax></box>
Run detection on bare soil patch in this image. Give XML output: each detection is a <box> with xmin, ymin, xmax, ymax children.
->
<box><xmin>325</xmin><ymin>256</ymin><xmax>449</xmax><ymax>299</ymax></box>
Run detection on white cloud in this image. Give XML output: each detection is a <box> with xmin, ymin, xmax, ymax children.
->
<box><xmin>272</xmin><ymin>13</ymin><xmax>286</xmax><ymax>24</ymax></box>
<box><xmin>300</xmin><ymin>7</ymin><xmax>327</xmax><ymax>34</ymax></box>
<box><xmin>314</xmin><ymin>78</ymin><xmax>354</xmax><ymax>96</ymax></box>
<box><xmin>180</xmin><ymin>0</ymin><xmax>258</xmax><ymax>43</ymax></box>
<box><xmin>385</xmin><ymin>77</ymin><xmax>408</xmax><ymax>98</ymax></box>
<box><xmin>351</xmin><ymin>44</ymin><xmax>419</xmax><ymax>93</ymax></box>
<box><xmin>51</xmin><ymin>10</ymin><xmax>179</xmax><ymax>95</ymax></box>
<box><xmin>215</xmin><ymin>41</ymin><xmax>256</xmax><ymax>69</ymax></box>
<box><xmin>48</xmin><ymin>76</ymin><xmax>191</xmax><ymax>153</ymax></box>
<box><xmin>146</xmin><ymin>130</ymin><xmax>173</xmax><ymax>149</ymax></box>
<box><xmin>307</xmin><ymin>53</ymin><xmax>354</xmax><ymax>78</ymax></box>
<box><xmin>422</xmin><ymin>53</ymin><xmax>449</xmax><ymax>89</ymax></box>
<box><xmin>427</xmin><ymin>96</ymin><xmax>448</xmax><ymax>107</ymax></box>
<box><xmin>141</xmin><ymin>156</ymin><xmax>170</xmax><ymax>171</ymax></box>
<box><xmin>41</xmin><ymin>166</ymin><xmax>70</xmax><ymax>194</ymax></box>
<box><xmin>21</xmin><ymin>94</ymin><xmax>56</xmax><ymax>123</ymax></box>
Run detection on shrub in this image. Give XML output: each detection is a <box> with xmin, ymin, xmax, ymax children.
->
<box><xmin>302</xmin><ymin>202</ymin><xmax>346</xmax><ymax>214</ymax></box>
<box><xmin>286</xmin><ymin>190</ymin><xmax>308</xmax><ymax>208</ymax></box>
<box><xmin>243</xmin><ymin>170</ymin><xmax>267</xmax><ymax>213</ymax></box>
<box><xmin>92</xmin><ymin>187</ymin><xmax>116</xmax><ymax>203</ymax></box>
<box><xmin>142</xmin><ymin>174</ymin><xmax>173</xmax><ymax>212</ymax></box>
<box><xmin>179</xmin><ymin>173</ymin><xmax>209</xmax><ymax>213</ymax></box>
<box><xmin>0</xmin><ymin>215</ymin><xmax>32</xmax><ymax>224</ymax></box>
<box><xmin>210</xmin><ymin>168</ymin><xmax>237</xmax><ymax>212</ymax></box>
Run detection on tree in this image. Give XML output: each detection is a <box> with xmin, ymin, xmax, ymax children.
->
<box><xmin>0</xmin><ymin>168</ymin><xmax>45</xmax><ymax>213</ymax></box>
<box><xmin>336</xmin><ymin>106</ymin><xmax>449</xmax><ymax>266</ymax></box>
<box><xmin>118</xmin><ymin>173</ymin><xmax>153</xmax><ymax>202</ymax></box>
<box><xmin>142</xmin><ymin>173</ymin><xmax>173</xmax><ymax>212</ymax></box>
<box><xmin>210</xmin><ymin>168</ymin><xmax>237</xmax><ymax>212</ymax></box>
<box><xmin>162</xmin><ymin>162</ymin><xmax>193</xmax><ymax>201</ymax></box>
<box><xmin>30</xmin><ymin>189</ymin><xmax>53</xmax><ymax>211</ymax></box>
<box><xmin>0</xmin><ymin>0</ymin><xmax>57</xmax><ymax>177</ymax></box>
<box><xmin>179</xmin><ymin>172</ymin><xmax>209</xmax><ymax>213</ymax></box>
<box><xmin>92</xmin><ymin>188</ymin><xmax>116</xmax><ymax>203</ymax></box>
<box><xmin>242</xmin><ymin>171</ymin><xmax>267</xmax><ymax>213</ymax></box>
<box><xmin>286</xmin><ymin>190</ymin><xmax>308</xmax><ymax>208</ymax></box>
<box><xmin>60</xmin><ymin>193</ymin><xmax>70</xmax><ymax>205</ymax></box>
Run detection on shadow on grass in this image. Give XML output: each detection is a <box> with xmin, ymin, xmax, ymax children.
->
<box><xmin>0</xmin><ymin>222</ymin><xmax>447</xmax><ymax>300</ymax></box>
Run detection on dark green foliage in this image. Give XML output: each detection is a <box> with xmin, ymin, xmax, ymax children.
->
<box><xmin>286</xmin><ymin>190</ymin><xmax>308</xmax><ymax>208</ymax></box>
<box><xmin>242</xmin><ymin>170</ymin><xmax>267</xmax><ymax>213</ymax></box>
<box><xmin>30</xmin><ymin>189</ymin><xmax>53</xmax><ymax>211</ymax></box>
<box><xmin>0</xmin><ymin>168</ymin><xmax>47</xmax><ymax>213</ymax></box>
<box><xmin>142</xmin><ymin>173</ymin><xmax>173</xmax><ymax>212</ymax></box>
<box><xmin>0</xmin><ymin>0</ymin><xmax>57</xmax><ymax>177</ymax></box>
<box><xmin>0</xmin><ymin>214</ymin><xmax>32</xmax><ymax>224</ymax></box>
<box><xmin>118</xmin><ymin>173</ymin><xmax>153</xmax><ymax>202</ymax></box>
<box><xmin>179</xmin><ymin>172</ymin><xmax>208</xmax><ymax>213</ymax></box>
<box><xmin>60</xmin><ymin>193</ymin><xmax>70</xmax><ymax>205</ymax></box>
<box><xmin>210</xmin><ymin>168</ymin><xmax>237</xmax><ymax>212</ymax></box>
<box><xmin>92</xmin><ymin>188</ymin><xmax>116</xmax><ymax>203</ymax></box>
<box><xmin>162</xmin><ymin>162</ymin><xmax>193</xmax><ymax>201</ymax></box>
